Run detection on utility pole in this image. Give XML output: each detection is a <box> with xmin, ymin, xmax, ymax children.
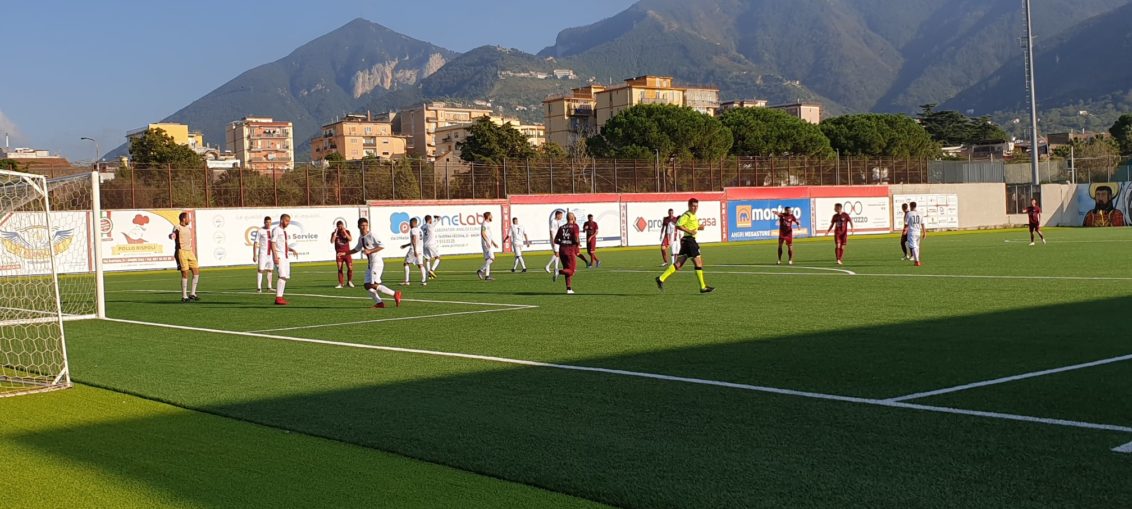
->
<box><xmin>1023</xmin><ymin>0</ymin><xmax>1040</xmax><ymax>187</ymax></box>
<box><xmin>81</xmin><ymin>137</ymin><xmax>100</xmax><ymax>167</ymax></box>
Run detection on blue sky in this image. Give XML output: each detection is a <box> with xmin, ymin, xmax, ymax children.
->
<box><xmin>0</xmin><ymin>0</ymin><xmax>636</xmax><ymax>161</ymax></box>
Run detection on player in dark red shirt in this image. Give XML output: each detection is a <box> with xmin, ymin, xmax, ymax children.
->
<box><xmin>899</xmin><ymin>202</ymin><xmax>910</xmax><ymax>260</ymax></box>
<box><xmin>331</xmin><ymin>220</ymin><xmax>354</xmax><ymax>288</ymax></box>
<box><xmin>577</xmin><ymin>214</ymin><xmax>600</xmax><ymax>268</ymax></box>
<box><xmin>772</xmin><ymin>207</ymin><xmax>800</xmax><ymax>265</ymax></box>
<box><xmin>1024</xmin><ymin>198</ymin><xmax>1046</xmax><ymax>246</ymax></box>
<box><xmin>554</xmin><ymin>212</ymin><xmax>581</xmax><ymax>294</ymax></box>
<box><xmin>824</xmin><ymin>203</ymin><xmax>854</xmax><ymax>265</ymax></box>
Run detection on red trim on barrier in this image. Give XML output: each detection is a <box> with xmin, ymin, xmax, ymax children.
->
<box><xmin>807</xmin><ymin>186</ymin><xmax>889</xmax><ymax>198</ymax></box>
<box><xmin>724</xmin><ymin>187</ymin><xmax>810</xmax><ymax>199</ymax></box>
<box><xmin>366</xmin><ymin>199</ymin><xmax>507</xmax><ymax>207</ymax></box>
<box><xmin>619</xmin><ymin>192</ymin><xmax>725</xmax><ymax>203</ymax></box>
<box><xmin>507</xmin><ymin>194</ymin><xmax>622</xmax><ymax>204</ymax></box>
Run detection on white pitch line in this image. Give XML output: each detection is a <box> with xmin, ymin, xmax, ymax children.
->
<box><xmin>612</xmin><ymin>269</ymin><xmax>1132</xmax><ymax>282</ymax></box>
<box><xmin>249</xmin><ymin>306</ymin><xmax>536</xmax><ymax>333</ymax></box>
<box><xmin>1114</xmin><ymin>441</ymin><xmax>1132</xmax><ymax>453</ymax></box>
<box><xmin>110</xmin><ymin>289</ymin><xmax>531</xmax><ymax>308</ymax></box>
<box><xmin>886</xmin><ymin>353</ymin><xmax>1132</xmax><ymax>402</ymax></box>
<box><xmin>1004</xmin><ymin>239</ymin><xmax>1132</xmax><ymax>244</ymax></box>
<box><xmin>715</xmin><ymin>264</ymin><xmax>857</xmax><ymax>275</ymax></box>
<box><xmin>610</xmin><ymin>269</ymin><xmax>849</xmax><ymax>278</ymax></box>
<box><xmin>102</xmin><ymin>317</ymin><xmax>1132</xmax><ymax>442</ymax></box>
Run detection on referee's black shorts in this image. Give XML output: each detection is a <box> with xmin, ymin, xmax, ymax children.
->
<box><xmin>680</xmin><ymin>236</ymin><xmax>701</xmax><ymax>258</ymax></box>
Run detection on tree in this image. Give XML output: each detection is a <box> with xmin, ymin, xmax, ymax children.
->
<box><xmin>458</xmin><ymin>117</ymin><xmax>536</xmax><ymax>164</ymax></box>
<box><xmin>0</xmin><ymin>159</ymin><xmax>19</xmax><ymax>171</ymax></box>
<box><xmin>821</xmin><ymin>114</ymin><xmax>940</xmax><ymax>158</ymax></box>
<box><xmin>534</xmin><ymin>141</ymin><xmax>568</xmax><ymax>160</ymax></box>
<box><xmin>1109</xmin><ymin>114</ymin><xmax>1132</xmax><ymax>155</ymax></box>
<box><xmin>587</xmin><ymin>104</ymin><xmax>733</xmax><ymax>160</ymax></box>
<box><xmin>324</xmin><ymin>151</ymin><xmax>345</xmax><ymax>162</ymax></box>
<box><xmin>917</xmin><ymin>104</ymin><xmax>1008</xmax><ymax>146</ymax></box>
<box><xmin>720</xmin><ymin>107</ymin><xmax>833</xmax><ymax>157</ymax></box>
<box><xmin>128</xmin><ymin>128</ymin><xmax>205</xmax><ymax>168</ymax></box>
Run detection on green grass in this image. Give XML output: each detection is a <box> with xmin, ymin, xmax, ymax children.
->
<box><xmin>7</xmin><ymin>226</ymin><xmax>1132</xmax><ymax>507</ymax></box>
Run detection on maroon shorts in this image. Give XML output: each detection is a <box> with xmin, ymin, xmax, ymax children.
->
<box><xmin>559</xmin><ymin>248</ymin><xmax>578</xmax><ymax>275</ymax></box>
<box><xmin>587</xmin><ymin>239</ymin><xmax>597</xmax><ymax>253</ymax></box>
<box><xmin>835</xmin><ymin>232</ymin><xmax>848</xmax><ymax>245</ymax></box>
<box><xmin>661</xmin><ymin>237</ymin><xmax>671</xmax><ymax>248</ymax></box>
<box><xmin>336</xmin><ymin>251</ymin><xmax>353</xmax><ymax>265</ymax></box>
<box><xmin>1028</xmin><ymin>223</ymin><xmax>1040</xmax><ymax>233</ymax></box>
<box><xmin>778</xmin><ymin>235</ymin><xmax>793</xmax><ymax>246</ymax></box>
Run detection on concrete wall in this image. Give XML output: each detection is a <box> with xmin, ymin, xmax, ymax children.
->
<box><xmin>1040</xmin><ymin>184</ymin><xmax>1079</xmax><ymax>227</ymax></box>
<box><xmin>889</xmin><ymin>183</ymin><xmax>1009</xmax><ymax>230</ymax></box>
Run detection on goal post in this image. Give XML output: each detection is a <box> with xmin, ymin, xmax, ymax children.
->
<box><xmin>0</xmin><ymin>170</ymin><xmax>104</xmax><ymax>396</ymax></box>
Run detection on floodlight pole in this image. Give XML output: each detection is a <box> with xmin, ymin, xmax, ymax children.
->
<box><xmin>1023</xmin><ymin>0</ymin><xmax>1040</xmax><ymax>187</ymax></box>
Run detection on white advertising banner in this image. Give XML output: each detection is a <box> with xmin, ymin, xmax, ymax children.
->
<box><xmin>99</xmin><ymin>209</ymin><xmax>183</xmax><ymax>271</ymax></box>
<box><xmin>194</xmin><ymin>207</ymin><xmax>363</xmax><ymax>267</ymax></box>
<box><xmin>813</xmin><ymin>197</ymin><xmax>892</xmax><ymax>236</ymax></box>
<box><xmin>892</xmin><ymin>194</ymin><xmax>960</xmax><ymax>230</ymax></box>
<box><xmin>622</xmin><ymin>201</ymin><xmax>723</xmax><ymax>247</ymax></box>
<box><xmin>0</xmin><ymin>211</ymin><xmax>92</xmax><ymax>275</ymax></box>
<box><xmin>509</xmin><ymin>202</ymin><xmax>623</xmax><ymax>249</ymax></box>
<box><xmin>367</xmin><ymin>203</ymin><xmax>504</xmax><ymax>257</ymax></box>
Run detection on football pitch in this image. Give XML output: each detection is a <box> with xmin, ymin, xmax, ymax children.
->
<box><xmin>5</xmin><ymin>227</ymin><xmax>1132</xmax><ymax>508</ymax></box>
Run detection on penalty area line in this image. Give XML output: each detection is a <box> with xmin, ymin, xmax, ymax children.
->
<box><xmin>102</xmin><ymin>317</ymin><xmax>1132</xmax><ymax>448</ymax></box>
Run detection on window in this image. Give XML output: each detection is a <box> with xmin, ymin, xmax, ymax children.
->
<box><xmin>1006</xmin><ymin>184</ymin><xmax>1041</xmax><ymax>214</ymax></box>
<box><xmin>364</xmin><ymin>127</ymin><xmax>372</xmax><ymax>135</ymax></box>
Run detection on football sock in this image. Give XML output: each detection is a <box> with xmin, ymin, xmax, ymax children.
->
<box><xmin>181</xmin><ymin>278</ymin><xmax>188</xmax><ymax>299</ymax></box>
<box><xmin>191</xmin><ymin>275</ymin><xmax>199</xmax><ymax>295</ymax></box>
<box><xmin>430</xmin><ymin>259</ymin><xmax>440</xmax><ymax>271</ymax></box>
<box><xmin>659</xmin><ymin>264</ymin><xmax>678</xmax><ymax>282</ymax></box>
<box><xmin>257</xmin><ymin>272</ymin><xmax>263</xmax><ymax>290</ymax></box>
<box><xmin>420</xmin><ymin>266</ymin><xmax>427</xmax><ymax>283</ymax></box>
<box><xmin>695</xmin><ymin>267</ymin><xmax>706</xmax><ymax>290</ymax></box>
<box><xmin>403</xmin><ymin>265</ymin><xmax>410</xmax><ymax>282</ymax></box>
<box><xmin>338</xmin><ymin>270</ymin><xmax>344</xmax><ymax>285</ymax></box>
<box><xmin>276</xmin><ymin>279</ymin><xmax>287</xmax><ymax>298</ymax></box>
<box><xmin>377</xmin><ymin>285</ymin><xmax>395</xmax><ymax>296</ymax></box>
<box><xmin>368</xmin><ymin>287</ymin><xmax>382</xmax><ymax>303</ymax></box>
<box><xmin>347</xmin><ymin>267</ymin><xmax>353</xmax><ymax>282</ymax></box>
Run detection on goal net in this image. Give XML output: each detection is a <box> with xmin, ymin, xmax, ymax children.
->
<box><xmin>1</xmin><ymin>170</ymin><xmax>103</xmax><ymax>396</ymax></box>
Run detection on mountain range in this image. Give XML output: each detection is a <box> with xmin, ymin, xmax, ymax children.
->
<box><xmin>110</xmin><ymin>0</ymin><xmax>1132</xmax><ymax>159</ymax></box>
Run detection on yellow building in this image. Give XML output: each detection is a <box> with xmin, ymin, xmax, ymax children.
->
<box><xmin>397</xmin><ymin>102</ymin><xmax>494</xmax><ymax>158</ymax></box>
<box><xmin>226</xmin><ymin>117</ymin><xmax>294</xmax><ymax>173</ymax></box>
<box><xmin>543</xmin><ymin>85</ymin><xmax>604</xmax><ymax>149</ymax></box>
<box><xmin>310</xmin><ymin>113</ymin><xmax>409</xmax><ymax>161</ymax></box>
<box><xmin>127</xmin><ymin>123</ymin><xmax>205</xmax><ymax>150</ymax></box>
<box><xmin>770</xmin><ymin>102</ymin><xmax>822</xmax><ymax>124</ymax></box>
<box><xmin>434</xmin><ymin>117</ymin><xmax>545</xmax><ymax>166</ymax></box>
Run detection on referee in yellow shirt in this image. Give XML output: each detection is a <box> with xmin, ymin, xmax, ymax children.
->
<box><xmin>656</xmin><ymin>198</ymin><xmax>714</xmax><ymax>293</ymax></box>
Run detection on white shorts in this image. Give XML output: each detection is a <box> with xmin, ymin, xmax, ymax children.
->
<box><xmin>366</xmin><ymin>261</ymin><xmax>384</xmax><ymax>285</ymax></box>
<box><xmin>906</xmin><ymin>235</ymin><xmax>922</xmax><ymax>250</ymax></box>
<box><xmin>513</xmin><ymin>246</ymin><xmax>524</xmax><ymax>257</ymax></box>
<box><xmin>483</xmin><ymin>247</ymin><xmax>495</xmax><ymax>261</ymax></box>
<box><xmin>551</xmin><ymin>242</ymin><xmax>560</xmax><ymax>254</ymax></box>
<box><xmin>423</xmin><ymin>245</ymin><xmax>439</xmax><ymax>259</ymax></box>
<box><xmin>404</xmin><ymin>250</ymin><xmax>422</xmax><ymax>265</ymax></box>
<box><xmin>276</xmin><ymin>258</ymin><xmax>291</xmax><ymax>279</ymax></box>
<box><xmin>257</xmin><ymin>255</ymin><xmax>274</xmax><ymax>272</ymax></box>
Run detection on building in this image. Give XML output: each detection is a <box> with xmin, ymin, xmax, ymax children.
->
<box><xmin>397</xmin><ymin>102</ymin><xmax>494</xmax><ymax>158</ymax></box>
<box><xmin>543</xmin><ymin>85</ymin><xmax>604</xmax><ymax>149</ymax></box>
<box><xmin>434</xmin><ymin>117</ymin><xmax>545</xmax><ymax>167</ymax></box>
<box><xmin>719</xmin><ymin>99</ymin><xmax>769</xmax><ymax>111</ymax></box>
<box><xmin>126</xmin><ymin>123</ymin><xmax>205</xmax><ymax>151</ymax></box>
<box><xmin>769</xmin><ymin>102</ymin><xmax>822</xmax><ymax>124</ymax></box>
<box><xmin>0</xmin><ymin>147</ymin><xmax>72</xmax><ymax>171</ymax></box>
<box><xmin>309</xmin><ymin>113</ymin><xmax>409</xmax><ymax>162</ymax></box>
<box><xmin>225</xmin><ymin>117</ymin><xmax>294</xmax><ymax>173</ymax></box>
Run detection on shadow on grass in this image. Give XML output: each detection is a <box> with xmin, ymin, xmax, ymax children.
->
<box><xmin>18</xmin><ymin>297</ymin><xmax>1132</xmax><ymax>508</ymax></box>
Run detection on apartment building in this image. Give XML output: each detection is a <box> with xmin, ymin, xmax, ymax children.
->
<box><xmin>126</xmin><ymin>123</ymin><xmax>205</xmax><ymax>150</ymax></box>
<box><xmin>769</xmin><ymin>102</ymin><xmax>822</xmax><ymax>124</ymax></box>
<box><xmin>397</xmin><ymin>102</ymin><xmax>494</xmax><ymax>158</ymax></box>
<box><xmin>543</xmin><ymin>85</ymin><xmax>604</xmax><ymax>149</ymax></box>
<box><xmin>434</xmin><ymin>118</ymin><xmax>545</xmax><ymax>166</ymax></box>
<box><xmin>226</xmin><ymin>117</ymin><xmax>294</xmax><ymax>173</ymax></box>
<box><xmin>310</xmin><ymin>113</ymin><xmax>409</xmax><ymax>161</ymax></box>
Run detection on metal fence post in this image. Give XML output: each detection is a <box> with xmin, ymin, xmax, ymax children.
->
<box><xmin>305</xmin><ymin>166</ymin><xmax>310</xmax><ymax>206</ymax></box>
<box><xmin>361</xmin><ymin>160</ymin><xmax>367</xmax><ymax>202</ymax></box>
<box><xmin>526</xmin><ymin>159</ymin><xmax>531</xmax><ymax>194</ymax></box>
<box><xmin>503</xmin><ymin>158</ymin><xmax>508</xmax><ymax>198</ymax></box>
<box><xmin>390</xmin><ymin>161</ymin><xmax>397</xmax><ymax>199</ymax></box>
<box><xmin>471</xmin><ymin>164</ymin><xmax>476</xmax><ymax>198</ymax></box>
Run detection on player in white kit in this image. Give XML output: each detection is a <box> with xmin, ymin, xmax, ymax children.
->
<box><xmin>544</xmin><ymin>209</ymin><xmax>565</xmax><ymax>274</ymax></box>
<box><xmin>905</xmin><ymin>201</ymin><xmax>927</xmax><ymax>267</ymax></box>
<box><xmin>252</xmin><ymin>216</ymin><xmax>274</xmax><ymax>293</ymax></box>
<box><xmin>421</xmin><ymin>215</ymin><xmax>440</xmax><ymax>279</ymax></box>
<box><xmin>660</xmin><ymin>208</ymin><xmax>682</xmax><ymax>266</ymax></box>
<box><xmin>503</xmin><ymin>217</ymin><xmax>530</xmax><ymax>272</ymax></box>
<box><xmin>270</xmin><ymin>214</ymin><xmax>299</xmax><ymax>305</ymax></box>
<box><xmin>476</xmin><ymin>211</ymin><xmax>499</xmax><ymax>281</ymax></box>
<box><xmin>400</xmin><ymin>217</ymin><xmax>427</xmax><ymax>286</ymax></box>
<box><xmin>349</xmin><ymin>217</ymin><xmax>402</xmax><ymax>308</ymax></box>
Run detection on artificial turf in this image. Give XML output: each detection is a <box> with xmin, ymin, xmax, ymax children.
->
<box><xmin>6</xmin><ymin>226</ymin><xmax>1132</xmax><ymax>507</ymax></box>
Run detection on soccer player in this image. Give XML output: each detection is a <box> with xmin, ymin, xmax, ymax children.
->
<box><xmin>400</xmin><ymin>217</ymin><xmax>427</xmax><ymax>286</ymax></box>
<box><xmin>270</xmin><ymin>214</ymin><xmax>300</xmax><ymax>305</ymax></box>
<box><xmin>825</xmin><ymin>203</ymin><xmax>854</xmax><ymax>265</ymax></box>
<box><xmin>772</xmin><ymin>206</ymin><xmax>800</xmax><ymax>265</ymax></box>
<box><xmin>655</xmin><ymin>198</ymin><xmax>714</xmax><ymax>293</ymax></box>
<box><xmin>331</xmin><ymin>220</ymin><xmax>354</xmax><ymax>288</ymax></box>
<box><xmin>905</xmin><ymin>201</ymin><xmax>926</xmax><ymax>266</ymax></box>
<box><xmin>422</xmin><ymin>215</ymin><xmax>441</xmax><ymax>279</ymax></box>
<box><xmin>503</xmin><ymin>217</ymin><xmax>530</xmax><ymax>272</ymax></box>
<box><xmin>170</xmin><ymin>212</ymin><xmax>200</xmax><ymax>303</ymax></box>
<box><xmin>349</xmin><ymin>217</ymin><xmax>401</xmax><ymax>308</ymax></box>
<box><xmin>252</xmin><ymin>216</ymin><xmax>274</xmax><ymax>293</ymax></box>
<box><xmin>477</xmin><ymin>211</ymin><xmax>499</xmax><ymax>281</ymax></box>
<box><xmin>554</xmin><ymin>212</ymin><xmax>581</xmax><ymax>294</ymax></box>
<box><xmin>659</xmin><ymin>208</ymin><xmax>680</xmax><ymax>266</ymax></box>
<box><xmin>545</xmin><ymin>209</ymin><xmax>565</xmax><ymax>274</ymax></box>
<box><xmin>899</xmin><ymin>203</ymin><xmax>910</xmax><ymax>260</ymax></box>
<box><xmin>1024</xmin><ymin>198</ymin><xmax>1046</xmax><ymax>246</ymax></box>
<box><xmin>578</xmin><ymin>214</ymin><xmax>600</xmax><ymax>268</ymax></box>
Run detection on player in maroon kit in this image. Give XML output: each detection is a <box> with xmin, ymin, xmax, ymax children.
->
<box><xmin>772</xmin><ymin>206</ymin><xmax>800</xmax><ymax>265</ymax></box>
<box><xmin>554</xmin><ymin>212</ymin><xmax>581</xmax><ymax>294</ymax></box>
<box><xmin>899</xmin><ymin>202</ymin><xmax>910</xmax><ymax>260</ymax></box>
<box><xmin>331</xmin><ymin>220</ymin><xmax>354</xmax><ymax>288</ymax></box>
<box><xmin>1024</xmin><ymin>198</ymin><xmax>1046</xmax><ymax>246</ymax></box>
<box><xmin>825</xmin><ymin>203</ymin><xmax>854</xmax><ymax>265</ymax></box>
<box><xmin>577</xmin><ymin>213</ymin><xmax>600</xmax><ymax>268</ymax></box>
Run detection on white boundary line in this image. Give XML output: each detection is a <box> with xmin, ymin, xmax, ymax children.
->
<box><xmin>612</xmin><ymin>268</ymin><xmax>1132</xmax><ymax>282</ymax></box>
<box><xmin>714</xmin><ymin>264</ymin><xmax>857</xmax><ymax>275</ymax></box>
<box><xmin>249</xmin><ymin>307</ymin><xmax>536</xmax><ymax>333</ymax></box>
<box><xmin>110</xmin><ymin>289</ymin><xmax>532</xmax><ymax>308</ymax></box>
<box><xmin>1004</xmin><ymin>239</ymin><xmax>1132</xmax><ymax>244</ymax></box>
<box><xmin>102</xmin><ymin>317</ymin><xmax>1132</xmax><ymax>446</ymax></box>
<box><xmin>1114</xmin><ymin>441</ymin><xmax>1132</xmax><ymax>453</ymax></box>
<box><xmin>886</xmin><ymin>353</ymin><xmax>1132</xmax><ymax>402</ymax></box>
